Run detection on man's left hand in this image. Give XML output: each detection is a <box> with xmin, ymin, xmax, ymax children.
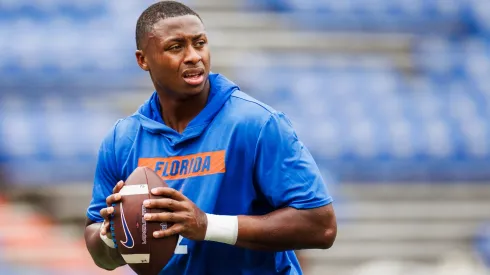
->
<box><xmin>143</xmin><ymin>187</ymin><xmax>208</xmax><ymax>241</ymax></box>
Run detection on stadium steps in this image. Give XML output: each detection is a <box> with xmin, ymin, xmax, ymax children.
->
<box><xmin>205</xmin><ymin>22</ymin><xmax>413</xmax><ymax>73</ymax></box>
<box><xmin>302</xmin><ymin>183</ymin><xmax>490</xmax><ymax>275</ymax></box>
<box><xmin>191</xmin><ymin>1</ymin><xmax>414</xmax><ymax>75</ymax></box>
<box><xmin>0</xmin><ymin>197</ymin><xmax>129</xmax><ymax>275</ymax></box>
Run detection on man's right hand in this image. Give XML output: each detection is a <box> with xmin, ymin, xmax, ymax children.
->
<box><xmin>99</xmin><ymin>180</ymin><xmax>125</xmax><ymax>237</ymax></box>
<box><xmin>85</xmin><ymin>180</ymin><xmax>127</xmax><ymax>270</ymax></box>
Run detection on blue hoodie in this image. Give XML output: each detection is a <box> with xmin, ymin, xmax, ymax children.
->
<box><xmin>87</xmin><ymin>73</ymin><xmax>333</xmax><ymax>275</ymax></box>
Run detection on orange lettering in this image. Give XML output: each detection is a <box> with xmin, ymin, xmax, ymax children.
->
<box><xmin>138</xmin><ymin>150</ymin><xmax>226</xmax><ymax>180</ymax></box>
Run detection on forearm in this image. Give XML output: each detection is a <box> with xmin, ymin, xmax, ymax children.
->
<box><xmin>84</xmin><ymin>222</ymin><xmax>126</xmax><ymax>270</ymax></box>
<box><xmin>235</xmin><ymin>206</ymin><xmax>336</xmax><ymax>251</ymax></box>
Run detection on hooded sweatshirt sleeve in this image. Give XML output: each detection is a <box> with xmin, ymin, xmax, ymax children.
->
<box><xmin>253</xmin><ymin>112</ymin><xmax>333</xmax><ymax>210</ymax></box>
<box><xmin>86</xmin><ymin>121</ymin><xmax>121</xmax><ymax>223</ymax></box>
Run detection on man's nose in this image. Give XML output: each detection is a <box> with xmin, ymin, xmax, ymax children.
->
<box><xmin>184</xmin><ymin>46</ymin><xmax>201</xmax><ymax>64</ymax></box>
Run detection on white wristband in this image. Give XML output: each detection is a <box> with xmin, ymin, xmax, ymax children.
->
<box><xmin>204</xmin><ymin>214</ymin><xmax>238</xmax><ymax>245</ymax></box>
<box><xmin>100</xmin><ymin>222</ymin><xmax>116</xmax><ymax>249</ymax></box>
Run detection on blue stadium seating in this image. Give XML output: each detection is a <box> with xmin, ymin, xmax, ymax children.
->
<box><xmin>2</xmin><ymin>0</ymin><xmax>490</xmax><ymax>183</ymax></box>
<box><xmin>248</xmin><ymin>0</ymin><xmax>468</xmax><ymax>33</ymax></box>
<box><xmin>251</xmin><ymin>0</ymin><xmax>490</xmax><ymax>34</ymax></box>
<box><xmin>0</xmin><ymin>1</ymin><xmax>108</xmax><ymax>22</ymax></box>
<box><xmin>234</xmin><ymin>50</ymin><xmax>490</xmax><ymax>181</ymax></box>
<box><xmin>0</xmin><ymin>93</ymin><xmax>126</xmax><ymax>185</ymax></box>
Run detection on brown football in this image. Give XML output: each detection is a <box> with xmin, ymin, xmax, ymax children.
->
<box><xmin>110</xmin><ymin>166</ymin><xmax>178</xmax><ymax>275</ymax></box>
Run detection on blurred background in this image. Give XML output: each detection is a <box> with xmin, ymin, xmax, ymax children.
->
<box><xmin>1</xmin><ymin>0</ymin><xmax>490</xmax><ymax>274</ymax></box>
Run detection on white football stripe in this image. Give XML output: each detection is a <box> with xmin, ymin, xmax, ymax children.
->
<box><xmin>122</xmin><ymin>254</ymin><xmax>150</xmax><ymax>264</ymax></box>
<box><xmin>119</xmin><ymin>184</ymin><xmax>149</xmax><ymax>196</ymax></box>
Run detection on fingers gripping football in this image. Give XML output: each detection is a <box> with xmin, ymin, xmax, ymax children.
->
<box><xmin>143</xmin><ymin>187</ymin><xmax>208</xmax><ymax>241</ymax></box>
<box><xmin>99</xmin><ymin>181</ymin><xmax>125</xmax><ymax>236</ymax></box>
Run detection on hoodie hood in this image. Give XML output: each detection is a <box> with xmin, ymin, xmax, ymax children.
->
<box><xmin>136</xmin><ymin>73</ymin><xmax>239</xmax><ymax>145</ymax></box>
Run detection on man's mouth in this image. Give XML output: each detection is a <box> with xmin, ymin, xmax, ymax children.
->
<box><xmin>182</xmin><ymin>69</ymin><xmax>205</xmax><ymax>86</ymax></box>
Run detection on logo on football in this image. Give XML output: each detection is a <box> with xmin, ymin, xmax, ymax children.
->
<box><xmin>120</xmin><ymin>202</ymin><xmax>135</xmax><ymax>249</ymax></box>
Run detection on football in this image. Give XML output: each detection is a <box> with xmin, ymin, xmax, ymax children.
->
<box><xmin>110</xmin><ymin>166</ymin><xmax>178</xmax><ymax>275</ymax></box>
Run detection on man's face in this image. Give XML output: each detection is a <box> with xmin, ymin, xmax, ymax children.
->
<box><xmin>136</xmin><ymin>15</ymin><xmax>210</xmax><ymax>99</ymax></box>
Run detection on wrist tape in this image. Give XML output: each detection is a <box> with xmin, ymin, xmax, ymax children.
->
<box><xmin>204</xmin><ymin>214</ymin><xmax>238</xmax><ymax>245</ymax></box>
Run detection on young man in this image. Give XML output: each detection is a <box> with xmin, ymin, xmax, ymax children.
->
<box><xmin>84</xmin><ymin>1</ymin><xmax>337</xmax><ymax>274</ymax></box>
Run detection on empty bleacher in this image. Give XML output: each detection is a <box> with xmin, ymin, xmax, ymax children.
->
<box><xmin>2</xmin><ymin>0</ymin><xmax>490</xmax><ymax>182</ymax></box>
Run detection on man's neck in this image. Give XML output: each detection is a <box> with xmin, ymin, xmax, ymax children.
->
<box><xmin>157</xmin><ymin>84</ymin><xmax>210</xmax><ymax>134</ymax></box>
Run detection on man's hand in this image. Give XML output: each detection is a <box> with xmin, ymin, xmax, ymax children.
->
<box><xmin>84</xmin><ymin>180</ymin><xmax>127</xmax><ymax>270</ymax></box>
<box><xmin>143</xmin><ymin>187</ymin><xmax>208</xmax><ymax>241</ymax></box>
<box><xmin>99</xmin><ymin>180</ymin><xmax>125</xmax><ymax>237</ymax></box>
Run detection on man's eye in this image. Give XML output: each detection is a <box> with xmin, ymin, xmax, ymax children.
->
<box><xmin>196</xmin><ymin>41</ymin><xmax>206</xmax><ymax>47</ymax></box>
<box><xmin>169</xmin><ymin>45</ymin><xmax>182</xmax><ymax>50</ymax></box>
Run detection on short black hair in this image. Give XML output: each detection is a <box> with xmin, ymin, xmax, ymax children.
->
<box><xmin>135</xmin><ymin>1</ymin><xmax>202</xmax><ymax>50</ymax></box>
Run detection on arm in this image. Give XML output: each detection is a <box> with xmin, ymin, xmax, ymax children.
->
<box><xmin>84</xmin><ymin>219</ymin><xmax>126</xmax><ymax>270</ymax></box>
<box><xmin>84</xmin><ymin>181</ymin><xmax>126</xmax><ymax>270</ymax></box>
<box><xmin>239</xmin><ymin>112</ymin><xmax>337</xmax><ymax>250</ymax></box>
<box><xmin>236</xmin><ymin>204</ymin><xmax>336</xmax><ymax>251</ymax></box>
<box><xmin>144</xmin><ymin>188</ymin><xmax>336</xmax><ymax>251</ymax></box>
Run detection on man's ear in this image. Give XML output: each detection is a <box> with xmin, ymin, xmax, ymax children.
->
<box><xmin>135</xmin><ymin>50</ymin><xmax>149</xmax><ymax>71</ymax></box>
